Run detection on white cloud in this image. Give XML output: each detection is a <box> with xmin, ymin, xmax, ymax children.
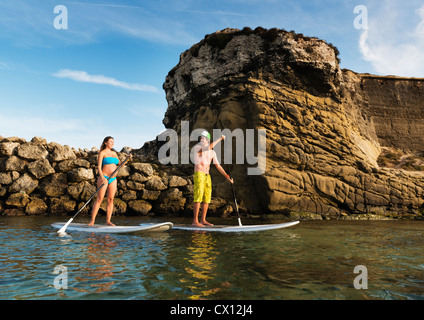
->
<box><xmin>52</xmin><ymin>69</ymin><xmax>159</xmax><ymax>92</ymax></box>
<box><xmin>359</xmin><ymin>3</ymin><xmax>424</xmax><ymax>77</ymax></box>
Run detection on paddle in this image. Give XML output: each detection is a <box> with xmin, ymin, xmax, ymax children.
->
<box><xmin>57</xmin><ymin>154</ymin><xmax>132</xmax><ymax>234</ymax></box>
<box><xmin>219</xmin><ymin>120</ymin><xmax>242</xmax><ymax>227</ymax></box>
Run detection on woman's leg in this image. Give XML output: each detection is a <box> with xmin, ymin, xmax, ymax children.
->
<box><xmin>105</xmin><ymin>180</ymin><xmax>117</xmax><ymax>226</ymax></box>
<box><xmin>88</xmin><ymin>178</ymin><xmax>108</xmax><ymax>226</ymax></box>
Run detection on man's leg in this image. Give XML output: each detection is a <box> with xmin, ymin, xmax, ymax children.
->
<box><xmin>200</xmin><ymin>202</ymin><xmax>213</xmax><ymax>226</ymax></box>
<box><xmin>192</xmin><ymin>202</ymin><xmax>203</xmax><ymax>226</ymax></box>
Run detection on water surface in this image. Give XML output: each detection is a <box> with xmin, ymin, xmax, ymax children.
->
<box><xmin>1</xmin><ymin>216</ymin><xmax>423</xmax><ymax>300</ymax></box>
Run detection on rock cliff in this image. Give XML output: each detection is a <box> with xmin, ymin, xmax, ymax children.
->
<box><xmin>2</xmin><ymin>27</ymin><xmax>424</xmax><ymax>220</ymax></box>
<box><xmin>146</xmin><ymin>27</ymin><xmax>424</xmax><ymax>219</ymax></box>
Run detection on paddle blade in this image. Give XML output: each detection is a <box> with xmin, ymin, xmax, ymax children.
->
<box><xmin>57</xmin><ymin>218</ymin><xmax>73</xmax><ymax>234</ymax></box>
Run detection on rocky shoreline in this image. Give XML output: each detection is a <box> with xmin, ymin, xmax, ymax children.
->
<box><xmin>0</xmin><ymin>135</ymin><xmax>420</xmax><ymax>220</ymax></box>
<box><xmin>0</xmin><ymin>136</ymin><xmax>199</xmax><ymax>218</ymax></box>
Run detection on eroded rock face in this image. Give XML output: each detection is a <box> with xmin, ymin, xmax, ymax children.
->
<box><xmin>163</xmin><ymin>27</ymin><xmax>343</xmax><ymax>128</ymax></box>
<box><xmin>2</xmin><ymin>27</ymin><xmax>424</xmax><ymax>220</ymax></box>
<box><xmin>154</xmin><ymin>27</ymin><xmax>424</xmax><ymax>219</ymax></box>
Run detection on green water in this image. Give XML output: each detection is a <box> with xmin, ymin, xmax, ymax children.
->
<box><xmin>1</xmin><ymin>216</ymin><xmax>423</xmax><ymax>300</ymax></box>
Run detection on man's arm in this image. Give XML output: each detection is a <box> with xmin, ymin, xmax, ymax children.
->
<box><xmin>210</xmin><ymin>135</ymin><xmax>225</xmax><ymax>149</ymax></box>
<box><xmin>212</xmin><ymin>151</ymin><xmax>233</xmax><ymax>183</ymax></box>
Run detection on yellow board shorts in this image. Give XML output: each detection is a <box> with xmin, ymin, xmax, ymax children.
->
<box><xmin>193</xmin><ymin>171</ymin><xmax>212</xmax><ymax>203</ymax></box>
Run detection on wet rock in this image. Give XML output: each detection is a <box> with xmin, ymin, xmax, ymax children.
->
<box><xmin>3</xmin><ymin>208</ymin><xmax>26</xmax><ymax>216</ymax></box>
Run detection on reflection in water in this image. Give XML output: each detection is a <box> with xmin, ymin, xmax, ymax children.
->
<box><xmin>73</xmin><ymin>234</ymin><xmax>120</xmax><ymax>294</ymax></box>
<box><xmin>1</xmin><ymin>216</ymin><xmax>424</xmax><ymax>300</ymax></box>
<box><xmin>181</xmin><ymin>232</ymin><xmax>221</xmax><ymax>300</ymax></box>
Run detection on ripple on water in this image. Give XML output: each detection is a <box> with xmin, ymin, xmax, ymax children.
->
<box><xmin>1</xmin><ymin>217</ymin><xmax>424</xmax><ymax>300</ymax></box>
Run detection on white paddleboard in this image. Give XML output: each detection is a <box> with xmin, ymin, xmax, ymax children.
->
<box><xmin>172</xmin><ymin>221</ymin><xmax>299</xmax><ymax>232</ymax></box>
<box><xmin>51</xmin><ymin>222</ymin><xmax>173</xmax><ymax>234</ymax></box>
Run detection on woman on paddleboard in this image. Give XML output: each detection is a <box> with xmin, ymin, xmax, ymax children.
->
<box><xmin>192</xmin><ymin>130</ymin><xmax>233</xmax><ymax>227</ymax></box>
<box><xmin>88</xmin><ymin>136</ymin><xmax>130</xmax><ymax>226</ymax></box>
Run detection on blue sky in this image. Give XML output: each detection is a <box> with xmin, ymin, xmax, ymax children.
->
<box><xmin>1</xmin><ymin>0</ymin><xmax>424</xmax><ymax>150</ymax></box>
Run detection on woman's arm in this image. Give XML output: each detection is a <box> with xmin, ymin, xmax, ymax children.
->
<box><xmin>117</xmin><ymin>153</ymin><xmax>132</xmax><ymax>166</ymax></box>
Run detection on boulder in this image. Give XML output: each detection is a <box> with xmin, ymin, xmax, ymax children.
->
<box><xmin>129</xmin><ymin>172</ymin><xmax>149</xmax><ymax>183</ymax></box>
<box><xmin>67</xmin><ymin>168</ymin><xmax>94</xmax><ymax>183</ymax></box>
<box><xmin>26</xmin><ymin>198</ymin><xmax>48</xmax><ymax>215</ymax></box>
<box><xmin>140</xmin><ymin>189</ymin><xmax>161</xmax><ymax>201</ymax></box>
<box><xmin>56</xmin><ymin>159</ymin><xmax>91</xmax><ymax>172</ymax></box>
<box><xmin>6</xmin><ymin>192</ymin><xmax>30</xmax><ymax>208</ymax></box>
<box><xmin>131</xmin><ymin>163</ymin><xmax>154</xmax><ymax>176</ymax></box>
<box><xmin>99</xmin><ymin>198</ymin><xmax>127</xmax><ymax>215</ymax></box>
<box><xmin>128</xmin><ymin>200</ymin><xmax>152</xmax><ymax>215</ymax></box>
<box><xmin>3</xmin><ymin>208</ymin><xmax>26</xmax><ymax>216</ymax></box>
<box><xmin>0</xmin><ymin>172</ymin><xmax>13</xmax><ymax>185</ymax></box>
<box><xmin>1</xmin><ymin>156</ymin><xmax>27</xmax><ymax>172</ymax></box>
<box><xmin>49</xmin><ymin>197</ymin><xmax>76</xmax><ymax>215</ymax></box>
<box><xmin>27</xmin><ymin>158</ymin><xmax>55</xmax><ymax>179</ymax></box>
<box><xmin>17</xmin><ymin>143</ymin><xmax>49</xmax><ymax>160</ymax></box>
<box><xmin>0</xmin><ymin>142</ymin><xmax>20</xmax><ymax>156</ymax></box>
<box><xmin>168</xmin><ymin>175</ymin><xmax>188</xmax><ymax>187</ymax></box>
<box><xmin>39</xmin><ymin>173</ymin><xmax>68</xmax><ymax>197</ymax></box>
<box><xmin>48</xmin><ymin>142</ymin><xmax>76</xmax><ymax>161</ymax></box>
<box><xmin>8</xmin><ymin>174</ymin><xmax>38</xmax><ymax>195</ymax></box>
<box><xmin>145</xmin><ymin>176</ymin><xmax>167</xmax><ymax>191</ymax></box>
<box><xmin>154</xmin><ymin>188</ymin><xmax>186</xmax><ymax>214</ymax></box>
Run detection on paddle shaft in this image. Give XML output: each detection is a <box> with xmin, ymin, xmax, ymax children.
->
<box><xmin>227</xmin><ymin>161</ymin><xmax>242</xmax><ymax>227</ymax></box>
<box><xmin>219</xmin><ymin>120</ymin><xmax>242</xmax><ymax>226</ymax></box>
<box><xmin>57</xmin><ymin>154</ymin><xmax>131</xmax><ymax>233</ymax></box>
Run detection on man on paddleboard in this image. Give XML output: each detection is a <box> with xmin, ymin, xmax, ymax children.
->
<box><xmin>192</xmin><ymin>130</ymin><xmax>233</xmax><ymax>227</ymax></box>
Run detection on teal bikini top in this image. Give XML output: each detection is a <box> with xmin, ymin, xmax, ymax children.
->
<box><xmin>102</xmin><ymin>157</ymin><xmax>119</xmax><ymax>166</ymax></box>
